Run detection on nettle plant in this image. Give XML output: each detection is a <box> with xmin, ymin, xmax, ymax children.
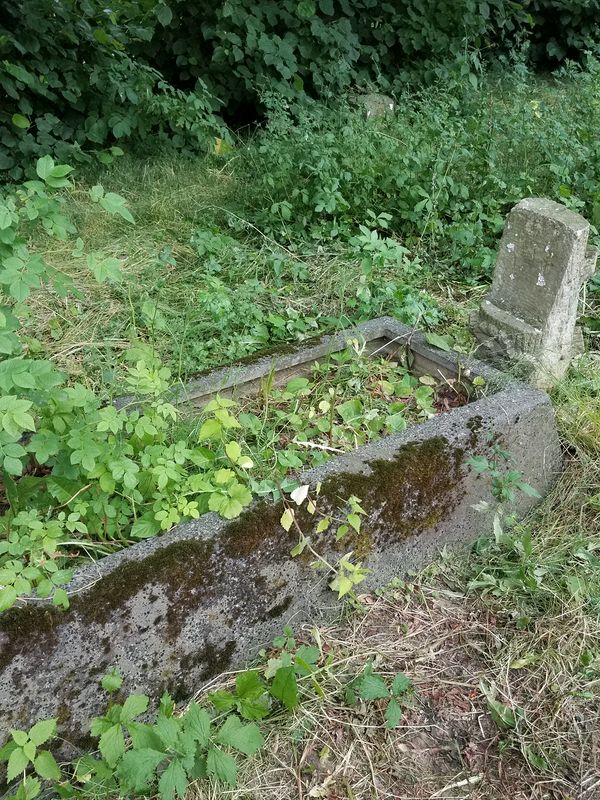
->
<box><xmin>0</xmin><ymin>159</ymin><xmax>256</xmax><ymax>613</ymax></box>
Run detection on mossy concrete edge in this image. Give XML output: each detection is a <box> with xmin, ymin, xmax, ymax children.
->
<box><xmin>0</xmin><ymin>322</ymin><xmax>561</xmax><ymax>743</ymax></box>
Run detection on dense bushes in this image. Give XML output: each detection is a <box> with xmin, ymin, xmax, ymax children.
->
<box><xmin>143</xmin><ymin>0</ymin><xmax>600</xmax><ymax>113</ymax></box>
<box><xmin>238</xmin><ymin>60</ymin><xmax>600</xmax><ymax>278</ymax></box>
<box><xmin>1</xmin><ymin>0</ymin><xmax>599</xmax><ymax>180</ymax></box>
<box><xmin>0</xmin><ymin>0</ymin><xmax>223</xmax><ymax>181</ymax></box>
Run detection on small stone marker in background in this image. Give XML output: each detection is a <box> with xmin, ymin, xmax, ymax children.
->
<box><xmin>356</xmin><ymin>93</ymin><xmax>395</xmax><ymax>119</ymax></box>
<box><xmin>473</xmin><ymin>197</ymin><xmax>597</xmax><ymax>387</ymax></box>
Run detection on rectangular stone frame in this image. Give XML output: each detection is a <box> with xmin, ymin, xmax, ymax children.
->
<box><xmin>0</xmin><ymin>318</ymin><xmax>562</xmax><ymax>743</ymax></box>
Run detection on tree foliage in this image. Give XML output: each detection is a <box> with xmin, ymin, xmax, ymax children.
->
<box><xmin>1</xmin><ymin>0</ymin><xmax>599</xmax><ymax>178</ymax></box>
<box><xmin>0</xmin><ymin>0</ymin><xmax>223</xmax><ymax>181</ymax></box>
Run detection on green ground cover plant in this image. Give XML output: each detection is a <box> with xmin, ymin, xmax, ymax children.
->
<box><xmin>16</xmin><ymin>63</ymin><xmax>599</xmax><ymax>393</ymax></box>
<box><xmin>233</xmin><ymin>342</ymin><xmax>469</xmax><ymax>485</ymax></box>
<box><xmin>0</xmin><ymin>627</ymin><xmax>414</xmax><ymax>800</ymax></box>
<box><xmin>1</xmin><ymin>27</ymin><xmax>600</xmax><ymax>799</ymax></box>
<box><xmin>3</xmin><ymin>0</ymin><xmax>599</xmax><ymax>178</ymax></box>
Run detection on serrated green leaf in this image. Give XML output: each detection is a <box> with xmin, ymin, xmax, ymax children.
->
<box><xmin>156</xmin><ymin>714</ymin><xmax>180</xmax><ymax>749</ymax></box>
<box><xmin>12</xmin><ymin>730</ymin><xmax>28</xmax><ymax>747</ymax></box>
<box><xmin>120</xmin><ymin>694</ymin><xmax>149</xmax><ymax>723</ymax></box>
<box><xmin>28</xmin><ymin>719</ymin><xmax>57</xmax><ymax>746</ymax></box>
<box><xmin>356</xmin><ymin>673</ymin><xmax>389</xmax><ymax>701</ymax></box>
<box><xmin>184</xmin><ymin>703</ymin><xmax>211</xmax><ymax>745</ymax></box>
<box><xmin>216</xmin><ymin>715</ymin><xmax>264</xmax><ymax>755</ymax></box>
<box><xmin>391</xmin><ymin>672</ymin><xmax>412</xmax><ymax>696</ymax></box>
<box><xmin>7</xmin><ymin>746</ymin><xmax>29</xmax><ymax>781</ymax></box>
<box><xmin>33</xmin><ymin>750</ymin><xmax>60</xmax><ymax>781</ymax></box>
<box><xmin>158</xmin><ymin>759</ymin><xmax>187</xmax><ymax>800</ymax></box>
<box><xmin>101</xmin><ymin>668</ymin><xmax>123</xmax><ymax>693</ymax></box>
<box><xmin>207</xmin><ymin>746</ymin><xmax>237</xmax><ymax>786</ymax></box>
<box><xmin>99</xmin><ymin>723</ymin><xmax>125</xmax><ymax>767</ymax></box>
<box><xmin>384</xmin><ymin>698</ymin><xmax>402</xmax><ymax>728</ymax></box>
<box><xmin>117</xmin><ymin>748</ymin><xmax>165</xmax><ymax>792</ymax></box>
<box><xmin>270</xmin><ymin>666</ymin><xmax>298</xmax><ymax>710</ymax></box>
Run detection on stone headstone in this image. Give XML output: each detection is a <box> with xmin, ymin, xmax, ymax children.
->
<box><xmin>472</xmin><ymin>197</ymin><xmax>597</xmax><ymax>387</ymax></box>
<box><xmin>356</xmin><ymin>93</ymin><xmax>395</xmax><ymax>119</ymax></box>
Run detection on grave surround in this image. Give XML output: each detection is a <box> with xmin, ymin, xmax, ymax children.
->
<box><xmin>0</xmin><ymin>317</ymin><xmax>561</xmax><ymax>741</ymax></box>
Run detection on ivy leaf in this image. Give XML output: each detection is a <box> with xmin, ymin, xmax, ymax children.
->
<box><xmin>215</xmin><ymin>715</ymin><xmax>264</xmax><ymax>755</ymax></box>
<box><xmin>99</xmin><ymin>723</ymin><xmax>126</xmax><ymax>767</ymax></box>
<box><xmin>33</xmin><ymin>750</ymin><xmax>61</xmax><ymax>781</ymax></box>
<box><xmin>117</xmin><ymin>748</ymin><xmax>165</xmax><ymax>792</ymax></box>
<box><xmin>208</xmin><ymin>690</ymin><xmax>236</xmax><ymax>712</ymax></box>
<box><xmin>270</xmin><ymin>666</ymin><xmax>298</xmax><ymax>710</ymax></box>
<box><xmin>157</xmin><ymin>759</ymin><xmax>187</xmax><ymax>800</ymax></box>
<box><xmin>207</xmin><ymin>746</ymin><xmax>237</xmax><ymax>786</ymax></box>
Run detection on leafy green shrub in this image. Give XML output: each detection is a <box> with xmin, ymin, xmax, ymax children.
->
<box><xmin>0</xmin><ymin>0</ymin><xmax>223</xmax><ymax>181</ymax></box>
<box><xmin>2</xmin><ymin>0</ymin><xmax>598</xmax><ymax>179</ymax></box>
<box><xmin>238</xmin><ymin>60</ymin><xmax>600</xmax><ymax>280</ymax></box>
<box><xmin>0</xmin><ymin>633</ymin><xmax>318</xmax><ymax>799</ymax></box>
<box><xmin>527</xmin><ymin>0</ymin><xmax>600</xmax><ymax>64</ymax></box>
<box><xmin>139</xmin><ymin>0</ymin><xmax>599</xmax><ymax>114</ymax></box>
<box><xmin>0</xmin><ymin>160</ymin><xmax>258</xmax><ymax>612</ymax></box>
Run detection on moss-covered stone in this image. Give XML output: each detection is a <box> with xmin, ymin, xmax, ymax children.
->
<box><xmin>315</xmin><ymin>436</ymin><xmax>464</xmax><ymax>552</ymax></box>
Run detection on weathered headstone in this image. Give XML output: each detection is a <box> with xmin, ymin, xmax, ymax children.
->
<box><xmin>356</xmin><ymin>93</ymin><xmax>395</xmax><ymax>119</ymax></box>
<box><xmin>472</xmin><ymin>197</ymin><xmax>597</xmax><ymax>387</ymax></box>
